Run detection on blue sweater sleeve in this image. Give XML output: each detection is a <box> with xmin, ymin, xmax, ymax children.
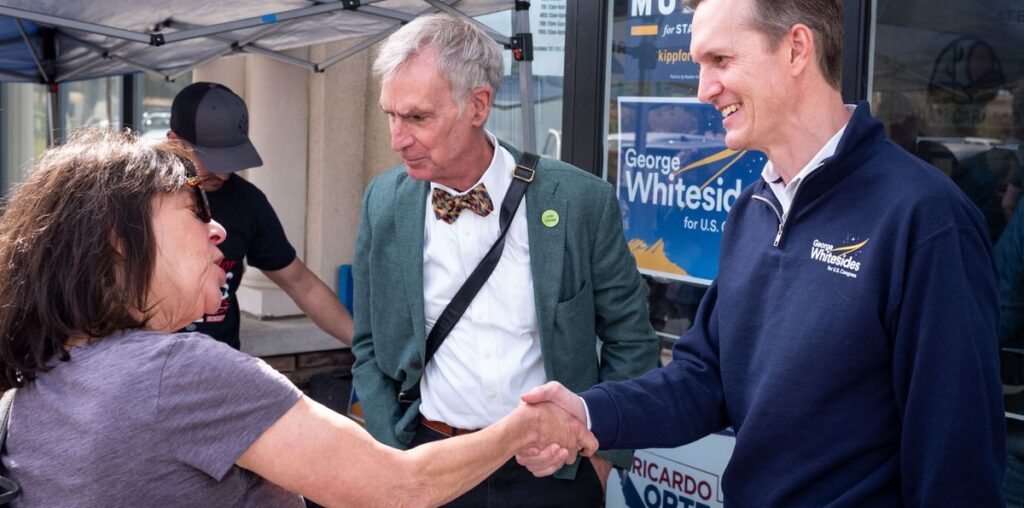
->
<box><xmin>891</xmin><ymin>224</ymin><xmax>1005</xmax><ymax>505</ymax></box>
<box><xmin>581</xmin><ymin>281</ymin><xmax>728</xmax><ymax>449</ymax></box>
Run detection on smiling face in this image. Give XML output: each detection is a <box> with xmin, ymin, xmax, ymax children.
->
<box><xmin>691</xmin><ymin>0</ymin><xmax>791</xmax><ymax>153</ymax></box>
<box><xmin>379</xmin><ymin>50</ymin><xmax>492</xmax><ymax>190</ymax></box>
<box><xmin>146</xmin><ymin>189</ymin><xmax>227</xmax><ymax>332</ymax></box>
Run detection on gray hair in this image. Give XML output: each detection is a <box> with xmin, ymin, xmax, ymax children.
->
<box><xmin>373</xmin><ymin>13</ymin><xmax>504</xmax><ymax>107</ymax></box>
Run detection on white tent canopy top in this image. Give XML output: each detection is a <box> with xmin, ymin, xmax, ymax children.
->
<box><xmin>0</xmin><ymin>0</ymin><xmax>539</xmax><ymax>149</ymax></box>
<box><xmin>0</xmin><ymin>0</ymin><xmax>525</xmax><ymax>82</ymax></box>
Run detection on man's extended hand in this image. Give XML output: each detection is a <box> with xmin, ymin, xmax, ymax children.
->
<box><xmin>507</xmin><ymin>399</ymin><xmax>597</xmax><ymax>477</ymax></box>
<box><xmin>521</xmin><ymin>381</ymin><xmax>587</xmax><ymax>423</ymax></box>
<box><xmin>515</xmin><ymin>382</ymin><xmax>598</xmax><ymax>477</ymax></box>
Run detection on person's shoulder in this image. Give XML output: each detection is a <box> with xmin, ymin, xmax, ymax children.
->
<box><xmin>362</xmin><ymin>165</ymin><xmax>424</xmax><ymax>214</ymax></box>
<box><xmin>538</xmin><ymin>157</ymin><xmax>611</xmax><ymax>198</ymax></box>
<box><xmin>156</xmin><ymin>332</ymin><xmax>276</xmax><ymax>385</ymax></box>
<box><xmin>367</xmin><ymin>165</ymin><xmax>411</xmax><ymax>188</ymax></box>
<box><xmin>858</xmin><ymin>141</ymin><xmax>986</xmax><ymax>230</ymax></box>
<box><xmin>869</xmin><ymin>141</ymin><xmax>970</xmax><ymax>201</ymax></box>
<box><xmin>163</xmin><ymin>331</ymin><xmax>244</xmax><ymax>358</ymax></box>
<box><xmin>71</xmin><ymin>330</ymin><xmax>233</xmax><ymax>375</ymax></box>
<box><xmin>496</xmin><ymin>139</ymin><xmax>610</xmax><ymax>193</ymax></box>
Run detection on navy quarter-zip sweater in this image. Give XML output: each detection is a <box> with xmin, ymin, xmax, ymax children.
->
<box><xmin>582</xmin><ymin>102</ymin><xmax>1006</xmax><ymax>506</ymax></box>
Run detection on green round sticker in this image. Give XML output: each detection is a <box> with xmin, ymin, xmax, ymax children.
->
<box><xmin>541</xmin><ymin>210</ymin><xmax>559</xmax><ymax>228</ymax></box>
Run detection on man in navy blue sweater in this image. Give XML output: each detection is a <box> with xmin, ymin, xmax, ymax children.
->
<box><xmin>518</xmin><ymin>0</ymin><xmax>1007</xmax><ymax>504</ymax></box>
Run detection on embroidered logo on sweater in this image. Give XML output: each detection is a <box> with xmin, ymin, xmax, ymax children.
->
<box><xmin>810</xmin><ymin>238</ymin><xmax>869</xmax><ymax>279</ymax></box>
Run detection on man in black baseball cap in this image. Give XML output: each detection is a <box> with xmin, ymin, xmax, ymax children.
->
<box><xmin>170</xmin><ymin>81</ymin><xmax>263</xmax><ymax>176</ymax></box>
<box><xmin>169</xmin><ymin>82</ymin><xmax>353</xmax><ymax>349</ymax></box>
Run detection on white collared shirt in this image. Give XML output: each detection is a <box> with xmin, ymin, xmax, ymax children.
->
<box><xmin>761</xmin><ymin>106</ymin><xmax>854</xmax><ymax>216</ymax></box>
<box><xmin>419</xmin><ymin>130</ymin><xmax>545</xmax><ymax>429</ymax></box>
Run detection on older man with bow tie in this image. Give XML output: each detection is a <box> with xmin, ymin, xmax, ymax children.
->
<box><xmin>350</xmin><ymin>13</ymin><xmax>659</xmax><ymax>507</ymax></box>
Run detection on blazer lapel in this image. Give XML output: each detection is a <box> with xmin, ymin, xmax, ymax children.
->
<box><xmin>526</xmin><ymin>169</ymin><xmax>567</xmax><ymax>344</ymax></box>
<box><xmin>394</xmin><ymin>173</ymin><xmax>429</xmax><ymax>349</ymax></box>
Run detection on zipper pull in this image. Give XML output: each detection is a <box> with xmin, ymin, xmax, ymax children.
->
<box><xmin>773</xmin><ymin>223</ymin><xmax>783</xmax><ymax>247</ymax></box>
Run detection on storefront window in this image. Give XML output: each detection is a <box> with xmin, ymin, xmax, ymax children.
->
<box><xmin>480</xmin><ymin>1</ymin><xmax>566</xmax><ymax>159</ymax></box>
<box><xmin>137</xmin><ymin>73</ymin><xmax>192</xmax><ymax>140</ymax></box>
<box><xmin>0</xmin><ymin>82</ymin><xmax>49</xmax><ymax>197</ymax></box>
<box><xmin>604</xmin><ymin>1</ymin><xmax>765</xmax><ymax>351</ymax></box>
<box><xmin>868</xmin><ymin>0</ymin><xmax>1024</xmax><ymax>501</ymax></box>
<box><xmin>60</xmin><ymin>75</ymin><xmax>122</xmax><ymax>133</ymax></box>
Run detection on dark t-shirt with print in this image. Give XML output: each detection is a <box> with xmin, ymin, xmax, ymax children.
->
<box><xmin>180</xmin><ymin>174</ymin><xmax>296</xmax><ymax>349</ymax></box>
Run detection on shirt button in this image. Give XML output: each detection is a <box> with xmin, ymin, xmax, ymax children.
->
<box><xmin>487</xmin><ymin>393</ymin><xmax>497</xmax><ymax>400</ymax></box>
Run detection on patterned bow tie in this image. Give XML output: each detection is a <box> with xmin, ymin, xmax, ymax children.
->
<box><xmin>431</xmin><ymin>183</ymin><xmax>494</xmax><ymax>224</ymax></box>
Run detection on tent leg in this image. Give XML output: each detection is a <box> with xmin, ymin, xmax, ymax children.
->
<box><xmin>47</xmin><ymin>83</ymin><xmax>57</xmax><ymax>147</ymax></box>
<box><xmin>513</xmin><ymin>2</ymin><xmax>536</xmax><ymax>153</ymax></box>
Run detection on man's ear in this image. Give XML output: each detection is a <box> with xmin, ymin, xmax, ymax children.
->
<box><xmin>468</xmin><ymin>86</ymin><xmax>494</xmax><ymax>128</ymax></box>
<box><xmin>167</xmin><ymin>130</ymin><xmax>178</xmax><ymax>141</ymax></box>
<box><xmin>786</xmin><ymin>23</ymin><xmax>815</xmax><ymax>79</ymax></box>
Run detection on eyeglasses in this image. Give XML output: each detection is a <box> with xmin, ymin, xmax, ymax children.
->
<box><xmin>185</xmin><ymin>176</ymin><xmax>212</xmax><ymax>223</ymax></box>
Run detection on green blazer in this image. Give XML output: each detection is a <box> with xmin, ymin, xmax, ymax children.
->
<box><xmin>351</xmin><ymin>142</ymin><xmax>659</xmax><ymax>478</ymax></box>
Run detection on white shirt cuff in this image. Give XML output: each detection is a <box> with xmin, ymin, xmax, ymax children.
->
<box><xmin>580</xmin><ymin>395</ymin><xmax>593</xmax><ymax>430</ymax></box>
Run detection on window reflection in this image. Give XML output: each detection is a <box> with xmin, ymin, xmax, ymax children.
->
<box><xmin>480</xmin><ymin>1</ymin><xmax>567</xmax><ymax>159</ymax></box>
<box><xmin>871</xmin><ymin>0</ymin><xmax>1024</xmax><ymax>501</ymax></box>
<box><xmin>0</xmin><ymin>82</ymin><xmax>49</xmax><ymax>196</ymax></box>
<box><xmin>61</xmin><ymin>76</ymin><xmax>122</xmax><ymax>132</ymax></box>
<box><xmin>139</xmin><ymin>73</ymin><xmax>191</xmax><ymax>140</ymax></box>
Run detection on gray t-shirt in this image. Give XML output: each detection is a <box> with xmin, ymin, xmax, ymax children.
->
<box><xmin>3</xmin><ymin>330</ymin><xmax>304</xmax><ymax>507</ymax></box>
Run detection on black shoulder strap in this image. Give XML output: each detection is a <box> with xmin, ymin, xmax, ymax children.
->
<box><xmin>0</xmin><ymin>389</ymin><xmax>20</xmax><ymax>504</ymax></box>
<box><xmin>400</xmin><ymin>152</ymin><xmax>540</xmax><ymax>403</ymax></box>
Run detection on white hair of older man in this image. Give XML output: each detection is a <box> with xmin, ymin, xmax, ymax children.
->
<box><xmin>373</xmin><ymin>13</ymin><xmax>504</xmax><ymax>111</ymax></box>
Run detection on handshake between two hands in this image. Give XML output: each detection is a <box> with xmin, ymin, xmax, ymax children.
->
<box><xmin>510</xmin><ymin>381</ymin><xmax>606</xmax><ymax>480</ymax></box>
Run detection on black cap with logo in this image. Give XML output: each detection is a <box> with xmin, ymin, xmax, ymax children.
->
<box><xmin>170</xmin><ymin>82</ymin><xmax>263</xmax><ymax>174</ymax></box>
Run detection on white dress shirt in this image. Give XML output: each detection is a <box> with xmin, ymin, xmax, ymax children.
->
<box><xmin>419</xmin><ymin>131</ymin><xmax>546</xmax><ymax>429</ymax></box>
<box><xmin>761</xmin><ymin>106</ymin><xmax>854</xmax><ymax>216</ymax></box>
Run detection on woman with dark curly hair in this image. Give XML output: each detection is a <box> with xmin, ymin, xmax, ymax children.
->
<box><xmin>0</xmin><ymin>130</ymin><xmax>593</xmax><ymax>507</ymax></box>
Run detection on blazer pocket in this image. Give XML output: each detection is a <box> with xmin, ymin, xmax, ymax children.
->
<box><xmin>552</xmin><ymin>279</ymin><xmax>599</xmax><ymax>387</ymax></box>
<box><xmin>553</xmin><ymin>279</ymin><xmax>595</xmax><ymax>337</ymax></box>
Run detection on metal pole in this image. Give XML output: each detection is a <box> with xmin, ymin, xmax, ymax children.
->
<box><xmin>15</xmin><ymin>20</ymin><xmax>48</xmax><ymax>82</ymax></box>
<box><xmin>159</xmin><ymin>0</ymin><xmax>385</xmax><ymax>45</ymax></box>
<box><xmin>47</xmin><ymin>83</ymin><xmax>57</xmax><ymax>146</ymax></box>
<box><xmin>240</xmin><ymin>45</ymin><xmax>319</xmax><ymax>71</ymax></box>
<box><xmin>167</xmin><ymin>21</ymin><xmax>317</xmax><ymax>73</ymax></box>
<box><xmin>513</xmin><ymin>3</ymin><xmax>536</xmax><ymax>152</ymax></box>
<box><xmin>0</xmin><ymin>5</ymin><xmax>151</xmax><ymax>44</ymax></box>
<box><xmin>61</xmin><ymin>35</ymin><xmax>174</xmax><ymax>81</ymax></box>
<box><xmin>56</xmin><ymin>40</ymin><xmax>133</xmax><ymax>82</ymax></box>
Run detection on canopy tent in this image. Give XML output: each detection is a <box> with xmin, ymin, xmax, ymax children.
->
<box><xmin>0</xmin><ymin>0</ymin><xmax>539</xmax><ymax>149</ymax></box>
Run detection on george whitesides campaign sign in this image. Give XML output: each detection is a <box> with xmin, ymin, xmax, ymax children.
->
<box><xmin>616</xmin><ymin>97</ymin><xmax>765</xmax><ymax>284</ymax></box>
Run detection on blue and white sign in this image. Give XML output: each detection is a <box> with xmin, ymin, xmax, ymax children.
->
<box><xmin>616</xmin><ymin>97</ymin><xmax>765</xmax><ymax>284</ymax></box>
<box><xmin>620</xmin><ymin>4</ymin><xmax>699</xmax><ymax>85</ymax></box>
<box><xmin>605</xmin><ymin>433</ymin><xmax>735</xmax><ymax>508</ymax></box>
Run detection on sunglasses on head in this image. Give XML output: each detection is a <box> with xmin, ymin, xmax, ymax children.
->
<box><xmin>185</xmin><ymin>176</ymin><xmax>212</xmax><ymax>223</ymax></box>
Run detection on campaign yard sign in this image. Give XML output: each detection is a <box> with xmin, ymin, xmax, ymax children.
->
<box><xmin>605</xmin><ymin>433</ymin><xmax>735</xmax><ymax>508</ymax></box>
<box><xmin>616</xmin><ymin>97</ymin><xmax>765</xmax><ymax>284</ymax></box>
